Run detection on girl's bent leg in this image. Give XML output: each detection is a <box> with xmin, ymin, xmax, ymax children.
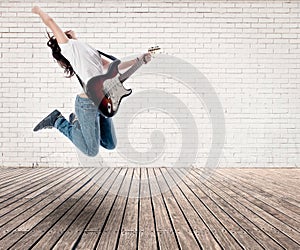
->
<box><xmin>55</xmin><ymin>95</ymin><xmax>100</xmax><ymax>157</ymax></box>
<box><xmin>99</xmin><ymin>113</ymin><xmax>117</xmax><ymax>150</ymax></box>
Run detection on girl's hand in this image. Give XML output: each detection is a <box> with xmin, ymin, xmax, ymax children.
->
<box><xmin>32</xmin><ymin>6</ymin><xmax>41</xmax><ymax>15</ymax></box>
<box><xmin>140</xmin><ymin>52</ymin><xmax>152</xmax><ymax>64</ymax></box>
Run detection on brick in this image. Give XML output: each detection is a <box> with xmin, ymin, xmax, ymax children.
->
<box><xmin>0</xmin><ymin>0</ymin><xmax>299</xmax><ymax>168</ymax></box>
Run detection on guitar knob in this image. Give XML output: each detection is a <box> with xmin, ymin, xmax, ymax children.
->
<box><xmin>107</xmin><ymin>103</ymin><xmax>112</xmax><ymax>114</ymax></box>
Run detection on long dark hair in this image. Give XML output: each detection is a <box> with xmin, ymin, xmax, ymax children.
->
<box><xmin>46</xmin><ymin>31</ymin><xmax>74</xmax><ymax>78</ymax></box>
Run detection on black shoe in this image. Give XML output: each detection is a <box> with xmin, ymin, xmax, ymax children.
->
<box><xmin>33</xmin><ymin>109</ymin><xmax>62</xmax><ymax>132</ymax></box>
<box><xmin>69</xmin><ymin>112</ymin><xmax>78</xmax><ymax>124</ymax></box>
<box><xmin>69</xmin><ymin>112</ymin><xmax>81</xmax><ymax>129</ymax></box>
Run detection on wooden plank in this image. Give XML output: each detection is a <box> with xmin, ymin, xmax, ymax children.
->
<box><xmin>0</xmin><ymin>168</ymin><xmax>63</xmax><ymax>208</ymax></box>
<box><xmin>212</xmin><ymin>170</ymin><xmax>300</xmax><ymax>242</ymax></box>
<box><xmin>0</xmin><ymin>167</ymin><xmax>298</xmax><ymax>249</ymax></box>
<box><xmin>167</xmin><ymin>168</ymin><xmax>241</xmax><ymax>250</ymax></box>
<box><xmin>0</xmin><ymin>168</ymin><xmax>98</xmax><ymax>249</ymax></box>
<box><xmin>238</xmin><ymin>168</ymin><xmax>300</xmax><ymax>190</ymax></box>
<box><xmin>95</xmin><ymin>168</ymin><xmax>134</xmax><ymax>250</ymax></box>
<box><xmin>117</xmin><ymin>168</ymin><xmax>140</xmax><ymax>250</ymax></box>
<box><xmin>0</xmin><ymin>168</ymin><xmax>53</xmax><ymax>191</ymax></box>
<box><xmin>217</xmin><ymin>169</ymin><xmax>300</xmax><ymax>214</ymax></box>
<box><xmin>33</xmin><ymin>168</ymin><xmax>113</xmax><ymax>249</ymax></box>
<box><xmin>214</xmin><ymin>170</ymin><xmax>300</xmax><ymax>225</ymax></box>
<box><xmin>160</xmin><ymin>168</ymin><xmax>222</xmax><ymax>250</ymax></box>
<box><xmin>251</xmin><ymin>168</ymin><xmax>300</xmax><ymax>187</ymax></box>
<box><xmin>0</xmin><ymin>168</ymin><xmax>47</xmax><ymax>189</ymax></box>
<box><xmin>7</xmin><ymin>168</ymin><xmax>102</xmax><ymax>249</ymax></box>
<box><xmin>137</xmin><ymin>168</ymin><xmax>157</xmax><ymax>250</ymax></box>
<box><xmin>176</xmin><ymin>168</ymin><xmax>265</xmax><ymax>249</ymax></box>
<box><xmin>147</xmin><ymin>168</ymin><xmax>180</xmax><ymax>249</ymax></box>
<box><xmin>0</xmin><ymin>167</ymin><xmax>15</xmax><ymax>177</ymax></box>
<box><xmin>0</xmin><ymin>168</ymin><xmax>58</xmax><ymax>199</ymax></box>
<box><xmin>221</xmin><ymin>169</ymin><xmax>300</xmax><ymax>202</ymax></box>
<box><xmin>153</xmin><ymin>168</ymin><xmax>201</xmax><ymax>249</ymax></box>
<box><xmin>248</xmin><ymin>169</ymin><xmax>300</xmax><ymax>199</ymax></box>
<box><xmin>0</xmin><ymin>168</ymin><xmax>82</xmax><ymax>234</ymax></box>
<box><xmin>76</xmin><ymin>168</ymin><xmax>126</xmax><ymax>250</ymax></box>
<box><xmin>0</xmin><ymin>168</ymin><xmax>88</xmax><ymax>235</ymax></box>
<box><xmin>0</xmin><ymin>168</ymin><xmax>81</xmax><ymax>227</ymax></box>
<box><xmin>0</xmin><ymin>168</ymin><xmax>28</xmax><ymax>183</ymax></box>
<box><xmin>192</xmin><ymin>168</ymin><xmax>300</xmax><ymax>249</ymax></box>
<box><xmin>66</xmin><ymin>168</ymin><xmax>122</xmax><ymax>250</ymax></box>
<box><xmin>0</xmin><ymin>168</ymin><xmax>73</xmax><ymax>208</ymax></box>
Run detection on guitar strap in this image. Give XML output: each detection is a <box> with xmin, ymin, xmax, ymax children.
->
<box><xmin>75</xmin><ymin>50</ymin><xmax>118</xmax><ymax>91</ymax></box>
<box><xmin>98</xmin><ymin>50</ymin><xmax>118</xmax><ymax>61</ymax></box>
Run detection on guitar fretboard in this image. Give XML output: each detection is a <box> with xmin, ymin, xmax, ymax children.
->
<box><xmin>119</xmin><ymin>58</ymin><xmax>144</xmax><ymax>83</ymax></box>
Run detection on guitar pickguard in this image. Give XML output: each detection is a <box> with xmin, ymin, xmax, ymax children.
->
<box><xmin>103</xmin><ymin>77</ymin><xmax>131</xmax><ymax>113</ymax></box>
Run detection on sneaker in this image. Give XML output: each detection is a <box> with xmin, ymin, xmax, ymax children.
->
<box><xmin>69</xmin><ymin>112</ymin><xmax>78</xmax><ymax>124</ymax></box>
<box><xmin>69</xmin><ymin>112</ymin><xmax>81</xmax><ymax>129</ymax></box>
<box><xmin>33</xmin><ymin>109</ymin><xmax>62</xmax><ymax>132</ymax></box>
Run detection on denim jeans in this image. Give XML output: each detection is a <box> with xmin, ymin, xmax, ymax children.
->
<box><xmin>54</xmin><ymin>95</ymin><xmax>117</xmax><ymax>156</ymax></box>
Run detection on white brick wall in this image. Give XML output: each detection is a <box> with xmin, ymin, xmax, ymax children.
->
<box><xmin>0</xmin><ymin>0</ymin><xmax>299</xmax><ymax>168</ymax></box>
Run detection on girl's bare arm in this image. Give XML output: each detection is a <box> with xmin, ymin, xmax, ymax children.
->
<box><xmin>32</xmin><ymin>6</ymin><xmax>68</xmax><ymax>44</ymax></box>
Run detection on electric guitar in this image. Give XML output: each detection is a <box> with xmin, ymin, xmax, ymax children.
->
<box><xmin>86</xmin><ymin>46</ymin><xmax>160</xmax><ymax>117</ymax></box>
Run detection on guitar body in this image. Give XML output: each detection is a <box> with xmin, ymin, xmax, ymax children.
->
<box><xmin>86</xmin><ymin>59</ymin><xmax>132</xmax><ymax>117</ymax></box>
<box><xmin>85</xmin><ymin>46</ymin><xmax>159</xmax><ymax>117</ymax></box>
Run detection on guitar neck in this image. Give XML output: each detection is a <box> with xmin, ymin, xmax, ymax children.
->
<box><xmin>119</xmin><ymin>58</ymin><xmax>144</xmax><ymax>83</ymax></box>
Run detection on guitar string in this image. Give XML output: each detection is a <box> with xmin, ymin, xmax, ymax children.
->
<box><xmin>104</xmin><ymin>58</ymin><xmax>146</xmax><ymax>111</ymax></box>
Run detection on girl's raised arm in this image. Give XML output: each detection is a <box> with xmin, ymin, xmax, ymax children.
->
<box><xmin>32</xmin><ymin>6</ymin><xmax>68</xmax><ymax>44</ymax></box>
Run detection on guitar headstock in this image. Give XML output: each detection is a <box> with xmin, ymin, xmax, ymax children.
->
<box><xmin>148</xmin><ymin>46</ymin><xmax>161</xmax><ymax>55</ymax></box>
<box><xmin>139</xmin><ymin>46</ymin><xmax>161</xmax><ymax>64</ymax></box>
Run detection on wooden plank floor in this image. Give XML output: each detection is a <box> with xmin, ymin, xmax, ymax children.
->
<box><xmin>0</xmin><ymin>167</ymin><xmax>299</xmax><ymax>250</ymax></box>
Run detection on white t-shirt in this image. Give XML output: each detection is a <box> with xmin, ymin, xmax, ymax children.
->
<box><xmin>59</xmin><ymin>39</ymin><xmax>103</xmax><ymax>84</ymax></box>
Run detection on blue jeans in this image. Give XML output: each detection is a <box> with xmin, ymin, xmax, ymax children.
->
<box><xmin>54</xmin><ymin>95</ymin><xmax>117</xmax><ymax>156</ymax></box>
